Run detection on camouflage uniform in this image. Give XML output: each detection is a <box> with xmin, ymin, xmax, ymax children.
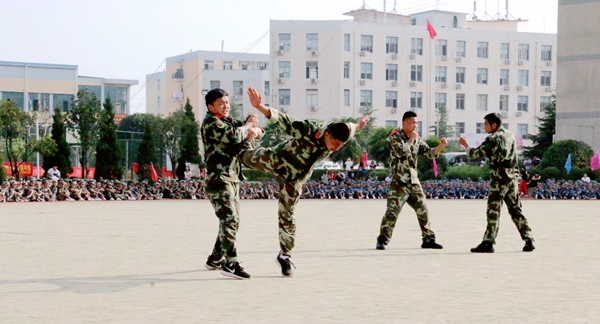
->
<box><xmin>201</xmin><ymin>111</ymin><xmax>252</xmax><ymax>263</ymax></box>
<box><xmin>378</xmin><ymin>129</ymin><xmax>438</xmax><ymax>245</ymax></box>
<box><xmin>241</xmin><ymin>108</ymin><xmax>357</xmax><ymax>256</ymax></box>
<box><xmin>466</xmin><ymin>126</ymin><xmax>533</xmax><ymax>244</ymax></box>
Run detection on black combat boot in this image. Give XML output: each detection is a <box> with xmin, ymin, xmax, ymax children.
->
<box><xmin>470</xmin><ymin>241</ymin><xmax>495</xmax><ymax>253</ymax></box>
<box><xmin>421</xmin><ymin>238</ymin><xmax>443</xmax><ymax>249</ymax></box>
<box><xmin>522</xmin><ymin>239</ymin><xmax>535</xmax><ymax>252</ymax></box>
<box><xmin>376</xmin><ymin>236</ymin><xmax>387</xmax><ymax>250</ymax></box>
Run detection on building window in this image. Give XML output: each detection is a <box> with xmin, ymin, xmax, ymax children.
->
<box><xmin>517</xmin><ymin>123</ymin><xmax>529</xmax><ymax>138</ymax></box>
<box><xmin>518</xmin><ymin>44</ymin><xmax>529</xmax><ymax>61</ymax></box>
<box><xmin>435</xmin><ymin>66</ymin><xmax>447</xmax><ymax>82</ymax></box>
<box><xmin>278</xmin><ymin>33</ymin><xmax>291</xmax><ymax>51</ymax></box>
<box><xmin>436</xmin><ymin>39</ymin><xmax>447</xmax><ymax>56</ymax></box>
<box><xmin>502</xmin><ymin>123</ymin><xmax>509</xmax><ymax>130</ymax></box>
<box><xmin>104</xmin><ymin>86</ymin><xmax>127</xmax><ymax>114</ymax></box>
<box><xmin>456</xmin><ymin>67</ymin><xmax>465</xmax><ymax>84</ymax></box>
<box><xmin>386</xmin><ymin>120</ymin><xmax>398</xmax><ymax>128</ymax></box>
<box><xmin>386</xmin><ymin>64</ymin><xmax>398</xmax><ymax>81</ymax></box>
<box><xmin>306</xmin><ymin>89</ymin><xmax>318</xmax><ymax>107</ymax></box>
<box><xmin>477</xmin><ymin>94</ymin><xmax>488</xmax><ymax>111</ymax></box>
<box><xmin>360</xmin><ymin>90</ymin><xmax>373</xmax><ymax>107</ymax></box>
<box><xmin>456</xmin><ymin>40</ymin><xmax>466</xmax><ymax>57</ymax></box>
<box><xmin>417</xmin><ymin>121</ymin><xmax>423</xmax><ymax>137</ymax></box>
<box><xmin>344</xmin><ymin>89</ymin><xmax>350</xmax><ymax>106</ymax></box>
<box><xmin>540</xmin><ymin>96</ymin><xmax>552</xmax><ymax>112</ymax></box>
<box><xmin>476</xmin><ymin>122</ymin><xmax>486</xmax><ymax>134</ymax></box>
<box><xmin>240</xmin><ymin>62</ymin><xmax>249</xmax><ymax>70</ymax></box>
<box><xmin>360</xmin><ymin>62</ymin><xmax>373</xmax><ymax>80</ymax></box>
<box><xmin>500</xmin><ymin>43</ymin><xmax>510</xmax><ymax>59</ymax></box>
<box><xmin>411</xmin><ymin>65</ymin><xmax>423</xmax><ymax>82</ymax></box>
<box><xmin>540</xmin><ymin>71</ymin><xmax>552</xmax><ymax>87</ymax></box>
<box><xmin>411</xmin><ymin>38</ymin><xmax>423</xmax><ymax>55</ymax></box>
<box><xmin>344</xmin><ymin>34</ymin><xmax>351</xmax><ymax>52</ymax></box>
<box><xmin>541</xmin><ymin>45</ymin><xmax>552</xmax><ymax>61</ymax></box>
<box><xmin>477</xmin><ymin>42</ymin><xmax>489</xmax><ymax>58</ymax></box>
<box><xmin>360</xmin><ymin>35</ymin><xmax>373</xmax><ymax>52</ymax></box>
<box><xmin>157</xmin><ymin>79</ymin><xmax>161</xmax><ymax>91</ymax></box>
<box><xmin>306</xmin><ymin>33</ymin><xmax>318</xmax><ymax>50</ymax></box>
<box><xmin>223</xmin><ymin>61</ymin><xmax>233</xmax><ymax>70</ymax></box>
<box><xmin>517</xmin><ymin>95</ymin><xmax>528</xmax><ymax>112</ymax></box>
<box><xmin>49</xmin><ymin>93</ymin><xmax>72</xmax><ymax>112</ymax></box>
<box><xmin>455</xmin><ymin>122</ymin><xmax>465</xmax><ymax>138</ymax></box>
<box><xmin>306</xmin><ymin>61</ymin><xmax>318</xmax><ymax>79</ymax></box>
<box><xmin>456</xmin><ymin>93</ymin><xmax>465</xmax><ymax>110</ymax></box>
<box><xmin>410</xmin><ymin>92</ymin><xmax>422</xmax><ymax>109</ymax></box>
<box><xmin>435</xmin><ymin>93</ymin><xmax>447</xmax><ymax>110</ymax></box>
<box><xmin>233</xmin><ymin>81</ymin><xmax>243</xmax><ymax>97</ymax></box>
<box><xmin>204</xmin><ymin>60</ymin><xmax>214</xmax><ymax>70</ymax></box>
<box><xmin>210</xmin><ymin>80</ymin><xmax>220</xmax><ymax>89</ymax></box>
<box><xmin>385</xmin><ymin>91</ymin><xmax>398</xmax><ymax>108</ymax></box>
<box><xmin>518</xmin><ymin>70</ymin><xmax>529</xmax><ymax>86</ymax></box>
<box><xmin>28</xmin><ymin>93</ymin><xmax>50</xmax><ymax>112</ymax></box>
<box><xmin>257</xmin><ymin>62</ymin><xmax>268</xmax><ymax>70</ymax></box>
<box><xmin>499</xmin><ymin>95</ymin><xmax>509</xmax><ymax>111</ymax></box>
<box><xmin>264</xmin><ymin>81</ymin><xmax>270</xmax><ymax>97</ymax></box>
<box><xmin>343</xmin><ymin>61</ymin><xmax>350</xmax><ymax>79</ymax></box>
<box><xmin>278</xmin><ymin>89</ymin><xmax>291</xmax><ymax>106</ymax></box>
<box><xmin>278</xmin><ymin>61</ymin><xmax>291</xmax><ymax>78</ymax></box>
<box><xmin>386</xmin><ymin>36</ymin><xmax>398</xmax><ymax>54</ymax></box>
<box><xmin>500</xmin><ymin>69</ymin><xmax>509</xmax><ymax>85</ymax></box>
<box><xmin>477</xmin><ymin>68</ymin><xmax>488</xmax><ymax>84</ymax></box>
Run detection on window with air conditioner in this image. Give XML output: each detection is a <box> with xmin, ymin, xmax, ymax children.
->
<box><xmin>540</xmin><ymin>96</ymin><xmax>552</xmax><ymax>112</ymax></box>
<box><xmin>517</xmin><ymin>95</ymin><xmax>529</xmax><ymax>112</ymax></box>
<box><xmin>456</xmin><ymin>40</ymin><xmax>466</xmax><ymax>58</ymax></box>
<box><xmin>360</xmin><ymin>90</ymin><xmax>373</xmax><ymax>108</ymax></box>
<box><xmin>500</xmin><ymin>43</ymin><xmax>510</xmax><ymax>60</ymax></box>
<box><xmin>435</xmin><ymin>66</ymin><xmax>447</xmax><ymax>82</ymax></box>
<box><xmin>518</xmin><ymin>44</ymin><xmax>530</xmax><ymax>61</ymax></box>
<box><xmin>540</xmin><ymin>71</ymin><xmax>551</xmax><ymax>87</ymax></box>
<box><xmin>541</xmin><ymin>45</ymin><xmax>552</xmax><ymax>62</ymax></box>
<box><xmin>306</xmin><ymin>89</ymin><xmax>318</xmax><ymax>108</ymax></box>
<box><xmin>385</xmin><ymin>91</ymin><xmax>398</xmax><ymax>108</ymax></box>
<box><xmin>435</xmin><ymin>93</ymin><xmax>447</xmax><ymax>111</ymax></box>
<box><xmin>343</xmin><ymin>61</ymin><xmax>350</xmax><ymax>79</ymax></box>
<box><xmin>344</xmin><ymin>89</ymin><xmax>350</xmax><ymax>107</ymax></box>
<box><xmin>278</xmin><ymin>61</ymin><xmax>291</xmax><ymax>78</ymax></box>
<box><xmin>410</xmin><ymin>91</ymin><xmax>423</xmax><ymax>109</ymax></box>
<box><xmin>278</xmin><ymin>33</ymin><xmax>291</xmax><ymax>52</ymax></box>
<box><xmin>306</xmin><ymin>61</ymin><xmax>318</xmax><ymax>79</ymax></box>
<box><xmin>455</xmin><ymin>122</ymin><xmax>465</xmax><ymax>137</ymax></box>
<box><xmin>499</xmin><ymin>95</ymin><xmax>509</xmax><ymax>112</ymax></box>
<box><xmin>456</xmin><ymin>67</ymin><xmax>465</xmax><ymax>84</ymax></box>
<box><xmin>411</xmin><ymin>38</ymin><xmax>423</xmax><ymax>55</ymax></box>
<box><xmin>411</xmin><ymin>65</ymin><xmax>423</xmax><ymax>82</ymax></box>
<box><xmin>456</xmin><ymin>93</ymin><xmax>465</xmax><ymax>110</ymax></box>
<box><xmin>436</xmin><ymin>39</ymin><xmax>447</xmax><ymax>56</ymax></box>
<box><xmin>517</xmin><ymin>123</ymin><xmax>529</xmax><ymax>138</ymax></box>
<box><xmin>306</xmin><ymin>33</ymin><xmax>318</xmax><ymax>51</ymax></box>
<box><xmin>386</xmin><ymin>36</ymin><xmax>398</xmax><ymax>54</ymax></box>
<box><xmin>477</xmin><ymin>42</ymin><xmax>489</xmax><ymax>59</ymax></box>
<box><xmin>360</xmin><ymin>62</ymin><xmax>373</xmax><ymax>80</ymax></box>
<box><xmin>360</xmin><ymin>35</ymin><xmax>373</xmax><ymax>52</ymax></box>
<box><xmin>278</xmin><ymin>89</ymin><xmax>291</xmax><ymax>106</ymax></box>
<box><xmin>500</xmin><ymin>69</ymin><xmax>509</xmax><ymax>86</ymax></box>
<box><xmin>477</xmin><ymin>94</ymin><xmax>488</xmax><ymax>111</ymax></box>
<box><xmin>386</xmin><ymin>64</ymin><xmax>398</xmax><ymax>81</ymax></box>
<box><xmin>477</xmin><ymin>68</ymin><xmax>488</xmax><ymax>85</ymax></box>
<box><xmin>518</xmin><ymin>70</ymin><xmax>529</xmax><ymax>86</ymax></box>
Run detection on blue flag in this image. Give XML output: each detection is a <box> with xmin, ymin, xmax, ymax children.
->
<box><xmin>565</xmin><ymin>153</ymin><xmax>572</xmax><ymax>175</ymax></box>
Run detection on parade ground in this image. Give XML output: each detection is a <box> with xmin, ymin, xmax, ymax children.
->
<box><xmin>1</xmin><ymin>199</ymin><xmax>599</xmax><ymax>323</ymax></box>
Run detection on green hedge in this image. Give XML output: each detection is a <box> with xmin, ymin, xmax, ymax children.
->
<box><xmin>442</xmin><ymin>166</ymin><xmax>491</xmax><ymax>180</ymax></box>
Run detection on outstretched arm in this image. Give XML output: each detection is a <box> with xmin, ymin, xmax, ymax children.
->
<box><xmin>247</xmin><ymin>87</ymin><xmax>271</xmax><ymax>118</ymax></box>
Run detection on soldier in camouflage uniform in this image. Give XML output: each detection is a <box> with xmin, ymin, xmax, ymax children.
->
<box><xmin>459</xmin><ymin>113</ymin><xmax>535</xmax><ymax>253</ymax></box>
<box><xmin>376</xmin><ymin>111</ymin><xmax>447</xmax><ymax>250</ymax></box>
<box><xmin>201</xmin><ymin>88</ymin><xmax>262</xmax><ymax>280</ymax></box>
<box><xmin>242</xmin><ymin>87</ymin><xmax>370</xmax><ymax>277</ymax></box>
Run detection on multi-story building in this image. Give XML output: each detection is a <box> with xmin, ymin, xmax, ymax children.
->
<box><xmin>556</xmin><ymin>0</ymin><xmax>600</xmax><ymax>151</ymax></box>
<box><xmin>0</xmin><ymin>61</ymin><xmax>137</xmax><ymax>121</ymax></box>
<box><xmin>270</xmin><ymin>8</ymin><xmax>556</xmax><ymax>142</ymax></box>
<box><xmin>146</xmin><ymin>51</ymin><xmax>271</xmax><ymax>122</ymax></box>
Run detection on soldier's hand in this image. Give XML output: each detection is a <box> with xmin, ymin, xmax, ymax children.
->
<box><xmin>245</xmin><ymin>127</ymin><xmax>262</xmax><ymax>141</ymax></box>
<box><xmin>247</xmin><ymin>87</ymin><xmax>262</xmax><ymax>108</ymax></box>
<box><xmin>357</xmin><ymin>116</ymin><xmax>371</xmax><ymax>131</ymax></box>
<box><xmin>439</xmin><ymin>137</ymin><xmax>448</xmax><ymax>147</ymax></box>
<box><xmin>245</xmin><ymin>113</ymin><xmax>259</xmax><ymax>127</ymax></box>
<box><xmin>459</xmin><ymin>136</ymin><xmax>469</xmax><ymax>148</ymax></box>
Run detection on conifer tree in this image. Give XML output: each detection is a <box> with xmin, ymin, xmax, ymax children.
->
<box><xmin>176</xmin><ymin>98</ymin><xmax>201</xmax><ymax>179</ymax></box>
<box><xmin>95</xmin><ymin>97</ymin><xmax>123</xmax><ymax>180</ymax></box>
<box><xmin>42</xmin><ymin>107</ymin><xmax>72</xmax><ymax>176</ymax></box>
<box><xmin>136</xmin><ymin>122</ymin><xmax>158</xmax><ymax>181</ymax></box>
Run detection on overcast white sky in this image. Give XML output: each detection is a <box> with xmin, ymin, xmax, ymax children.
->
<box><xmin>0</xmin><ymin>0</ymin><xmax>558</xmax><ymax>113</ymax></box>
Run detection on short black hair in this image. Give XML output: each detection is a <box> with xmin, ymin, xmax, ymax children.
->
<box><xmin>402</xmin><ymin>110</ymin><xmax>417</xmax><ymax>121</ymax></box>
<box><xmin>205</xmin><ymin>88</ymin><xmax>228</xmax><ymax>107</ymax></box>
<box><xmin>326</xmin><ymin>123</ymin><xmax>351</xmax><ymax>142</ymax></box>
<box><xmin>484</xmin><ymin>113</ymin><xmax>502</xmax><ymax>128</ymax></box>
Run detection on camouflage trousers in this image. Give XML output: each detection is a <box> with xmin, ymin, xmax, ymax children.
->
<box><xmin>484</xmin><ymin>178</ymin><xmax>533</xmax><ymax>244</ymax></box>
<box><xmin>207</xmin><ymin>181</ymin><xmax>240</xmax><ymax>263</ymax></box>
<box><xmin>378</xmin><ymin>182</ymin><xmax>436</xmax><ymax>244</ymax></box>
<box><xmin>241</xmin><ymin>148</ymin><xmax>302</xmax><ymax>257</ymax></box>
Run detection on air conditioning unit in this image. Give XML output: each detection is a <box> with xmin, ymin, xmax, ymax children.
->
<box><xmin>409</xmin><ymin>81</ymin><xmax>416</xmax><ymax>87</ymax></box>
<box><xmin>455</xmin><ymin>57</ymin><xmax>462</xmax><ymax>63</ymax></box>
<box><xmin>359</xmin><ymin>79</ymin><xmax>366</xmax><ymax>85</ymax></box>
<box><xmin>359</xmin><ymin>51</ymin><xmax>366</xmax><ymax>57</ymax></box>
<box><xmin>310</xmin><ymin>78</ymin><xmax>318</xmax><ymax>84</ymax></box>
<box><xmin>546</xmin><ymin>60</ymin><xmax>553</xmax><ymax>66</ymax></box>
<box><xmin>279</xmin><ymin>72</ymin><xmax>285</xmax><ymax>78</ymax></box>
<box><xmin>516</xmin><ymin>111</ymin><xmax>523</xmax><ymax>117</ymax></box>
<box><xmin>501</xmin><ymin>111</ymin><xmax>508</xmax><ymax>118</ymax></box>
<box><xmin>279</xmin><ymin>44</ymin><xmax>285</xmax><ymax>50</ymax></box>
<box><xmin>517</xmin><ymin>85</ymin><xmax>523</xmax><ymax>91</ymax></box>
<box><xmin>391</xmin><ymin>53</ymin><xmax>398</xmax><ymax>59</ymax></box>
<box><xmin>310</xmin><ymin>106</ymin><xmax>317</xmax><ymax>112</ymax></box>
<box><xmin>504</xmin><ymin>85</ymin><xmax>510</xmax><ymax>91</ymax></box>
<box><xmin>277</xmin><ymin>78</ymin><xmax>284</xmax><ymax>84</ymax></box>
<box><xmin>455</xmin><ymin>83</ymin><xmax>462</xmax><ymax>89</ymax></box>
<box><xmin>505</xmin><ymin>59</ymin><xmax>511</xmax><ymax>65</ymax></box>
<box><xmin>279</xmin><ymin>106</ymin><xmax>287</xmax><ymax>113</ymax></box>
<box><xmin>391</xmin><ymin>108</ymin><xmax>398</xmax><ymax>114</ymax></box>
<box><xmin>545</xmin><ymin>87</ymin><xmax>552</xmax><ymax>92</ymax></box>
<box><xmin>518</xmin><ymin>60</ymin><xmax>524</xmax><ymax>65</ymax></box>
<box><xmin>410</xmin><ymin>53</ymin><xmax>416</xmax><ymax>59</ymax></box>
<box><xmin>311</xmin><ymin>50</ymin><xmax>318</xmax><ymax>56</ymax></box>
<box><xmin>441</xmin><ymin>56</ymin><xmax>448</xmax><ymax>61</ymax></box>
<box><xmin>440</xmin><ymin>82</ymin><xmax>447</xmax><ymax>88</ymax></box>
<box><xmin>391</xmin><ymin>80</ymin><xmax>398</xmax><ymax>86</ymax></box>
<box><xmin>277</xmin><ymin>50</ymin><xmax>284</xmax><ymax>56</ymax></box>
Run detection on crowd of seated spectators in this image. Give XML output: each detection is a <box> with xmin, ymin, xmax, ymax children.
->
<box><xmin>1</xmin><ymin>175</ymin><xmax>599</xmax><ymax>203</ymax></box>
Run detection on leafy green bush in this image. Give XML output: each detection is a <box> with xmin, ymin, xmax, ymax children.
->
<box><xmin>243</xmin><ymin>169</ymin><xmax>275</xmax><ymax>181</ymax></box>
<box><xmin>442</xmin><ymin>165</ymin><xmax>490</xmax><ymax>180</ymax></box>
<box><xmin>541</xmin><ymin>140</ymin><xmax>594</xmax><ymax>171</ymax></box>
<box><xmin>540</xmin><ymin>167</ymin><xmax>561</xmax><ymax>180</ymax></box>
<box><xmin>566</xmin><ymin>167</ymin><xmax>585</xmax><ymax>181</ymax></box>
<box><xmin>0</xmin><ymin>155</ymin><xmax>5</xmax><ymax>182</ymax></box>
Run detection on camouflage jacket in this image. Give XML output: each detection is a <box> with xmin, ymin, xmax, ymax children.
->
<box><xmin>201</xmin><ymin>111</ymin><xmax>249</xmax><ymax>187</ymax></box>
<box><xmin>389</xmin><ymin>129</ymin><xmax>437</xmax><ymax>185</ymax></box>
<box><xmin>261</xmin><ymin>108</ymin><xmax>356</xmax><ymax>183</ymax></box>
<box><xmin>466</xmin><ymin>126</ymin><xmax>519</xmax><ymax>180</ymax></box>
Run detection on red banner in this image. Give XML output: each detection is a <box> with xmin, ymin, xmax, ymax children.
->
<box><xmin>67</xmin><ymin>167</ymin><xmax>95</xmax><ymax>179</ymax></box>
<box><xmin>3</xmin><ymin>162</ymin><xmax>34</xmax><ymax>177</ymax></box>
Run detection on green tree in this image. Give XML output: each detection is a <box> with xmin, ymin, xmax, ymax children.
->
<box><xmin>136</xmin><ymin>122</ymin><xmax>158</xmax><ymax>181</ymax></box>
<box><xmin>0</xmin><ymin>99</ymin><xmax>57</xmax><ymax>179</ymax></box>
<box><xmin>67</xmin><ymin>90</ymin><xmax>102</xmax><ymax>179</ymax></box>
<box><xmin>430</xmin><ymin>104</ymin><xmax>454</xmax><ymax>138</ymax></box>
<box><xmin>177</xmin><ymin>98</ymin><xmax>201</xmax><ymax>179</ymax></box>
<box><xmin>541</xmin><ymin>140</ymin><xmax>593</xmax><ymax>174</ymax></box>
<box><xmin>366</xmin><ymin>126</ymin><xmax>395</xmax><ymax>167</ymax></box>
<box><xmin>95</xmin><ymin>97</ymin><xmax>123</xmax><ymax>180</ymax></box>
<box><xmin>523</xmin><ymin>95</ymin><xmax>555</xmax><ymax>158</ymax></box>
<box><xmin>116</xmin><ymin>113</ymin><xmax>158</xmax><ymax>171</ymax></box>
<box><xmin>0</xmin><ymin>153</ymin><xmax>5</xmax><ymax>182</ymax></box>
<box><xmin>42</xmin><ymin>107</ymin><xmax>72</xmax><ymax>176</ymax></box>
<box><xmin>417</xmin><ymin>136</ymin><xmax>449</xmax><ymax>180</ymax></box>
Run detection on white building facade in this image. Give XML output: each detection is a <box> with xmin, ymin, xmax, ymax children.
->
<box><xmin>270</xmin><ymin>9</ymin><xmax>557</xmax><ymax>141</ymax></box>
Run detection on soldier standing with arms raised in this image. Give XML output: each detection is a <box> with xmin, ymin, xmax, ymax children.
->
<box><xmin>459</xmin><ymin>113</ymin><xmax>535</xmax><ymax>253</ymax></box>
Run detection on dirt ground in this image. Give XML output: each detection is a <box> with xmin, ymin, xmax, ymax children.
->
<box><xmin>1</xmin><ymin>199</ymin><xmax>599</xmax><ymax>323</ymax></box>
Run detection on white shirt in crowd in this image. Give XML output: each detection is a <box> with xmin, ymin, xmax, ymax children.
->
<box><xmin>47</xmin><ymin>167</ymin><xmax>61</xmax><ymax>181</ymax></box>
<box><xmin>581</xmin><ymin>175</ymin><xmax>591</xmax><ymax>183</ymax></box>
<box><xmin>345</xmin><ymin>159</ymin><xmax>353</xmax><ymax>171</ymax></box>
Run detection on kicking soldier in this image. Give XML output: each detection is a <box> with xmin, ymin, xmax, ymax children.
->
<box><xmin>459</xmin><ymin>113</ymin><xmax>535</xmax><ymax>253</ymax></box>
<box><xmin>375</xmin><ymin>111</ymin><xmax>447</xmax><ymax>251</ymax></box>
<box><xmin>241</xmin><ymin>87</ymin><xmax>370</xmax><ymax>277</ymax></box>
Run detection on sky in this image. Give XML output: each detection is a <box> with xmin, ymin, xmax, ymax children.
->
<box><xmin>0</xmin><ymin>0</ymin><xmax>558</xmax><ymax>114</ymax></box>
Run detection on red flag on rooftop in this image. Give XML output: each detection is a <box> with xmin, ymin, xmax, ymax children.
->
<box><xmin>426</xmin><ymin>19</ymin><xmax>437</xmax><ymax>40</ymax></box>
